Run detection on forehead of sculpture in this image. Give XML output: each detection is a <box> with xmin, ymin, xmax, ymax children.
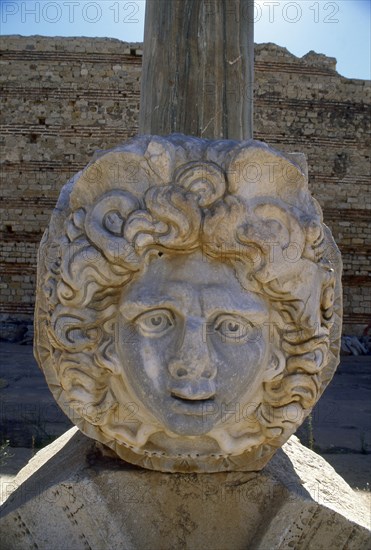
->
<box><xmin>119</xmin><ymin>251</ymin><xmax>269</xmax><ymax>321</ymax></box>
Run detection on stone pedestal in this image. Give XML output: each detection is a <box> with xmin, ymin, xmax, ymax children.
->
<box><xmin>1</xmin><ymin>428</ymin><xmax>369</xmax><ymax>549</ymax></box>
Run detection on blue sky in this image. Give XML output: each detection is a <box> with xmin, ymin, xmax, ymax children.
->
<box><xmin>1</xmin><ymin>0</ymin><xmax>370</xmax><ymax>79</ymax></box>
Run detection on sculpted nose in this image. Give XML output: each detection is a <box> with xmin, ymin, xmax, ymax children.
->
<box><xmin>168</xmin><ymin>318</ymin><xmax>216</xmax><ymax>381</ymax></box>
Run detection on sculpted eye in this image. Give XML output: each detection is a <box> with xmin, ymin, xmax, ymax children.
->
<box><xmin>215</xmin><ymin>315</ymin><xmax>252</xmax><ymax>343</ymax></box>
<box><xmin>135</xmin><ymin>309</ymin><xmax>174</xmax><ymax>336</ymax></box>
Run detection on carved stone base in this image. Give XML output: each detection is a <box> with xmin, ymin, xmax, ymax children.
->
<box><xmin>1</xmin><ymin>428</ymin><xmax>369</xmax><ymax>549</ymax></box>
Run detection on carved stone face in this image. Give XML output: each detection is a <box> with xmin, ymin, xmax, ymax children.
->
<box><xmin>35</xmin><ymin>135</ymin><xmax>342</xmax><ymax>472</ymax></box>
<box><xmin>116</xmin><ymin>252</ymin><xmax>270</xmax><ymax>436</ymax></box>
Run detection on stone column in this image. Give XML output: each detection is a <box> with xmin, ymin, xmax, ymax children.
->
<box><xmin>139</xmin><ymin>0</ymin><xmax>254</xmax><ymax>139</ymax></box>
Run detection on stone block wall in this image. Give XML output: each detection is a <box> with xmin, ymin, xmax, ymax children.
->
<box><xmin>0</xmin><ymin>36</ymin><xmax>370</xmax><ymax>338</ymax></box>
<box><xmin>253</xmin><ymin>44</ymin><xmax>370</xmax><ymax>335</ymax></box>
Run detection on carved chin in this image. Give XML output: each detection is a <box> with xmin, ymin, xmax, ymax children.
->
<box><xmin>71</xmin><ymin>385</ymin><xmax>268</xmax><ymax>459</ymax></box>
<box><xmin>90</xmin><ymin>405</ymin><xmax>275</xmax><ymax>473</ymax></box>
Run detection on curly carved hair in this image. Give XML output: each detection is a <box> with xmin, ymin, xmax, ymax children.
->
<box><xmin>35</xmin><ymin>135</ymin><xmax>342</xmax><ymax>464</ymax></box>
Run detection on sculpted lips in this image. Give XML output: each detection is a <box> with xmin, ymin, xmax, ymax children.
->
<box><xmin>170</xmin><ymin>380</ymin><xmax>216</xmax><ymax>400</ymax></box>
<box><xmin>170</xmin><ymin>395</ymin><xmax>216</xmax><ymax>416</ymax></box>
<box><xmin>170</xmin><ymin>381</ymin><xmax>216</xmax><ymax>415</ymax></box>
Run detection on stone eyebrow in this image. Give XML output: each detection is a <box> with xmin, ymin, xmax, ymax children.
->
<box><xmin>200</xmin><ymin>288</ymin><xmax>269</xmax><ymax>321</ymax></box>
<box><xmin>120</xmin><ymin>286</ymin><xmax>268</xmax><ymax>323</ymax></box>
<box><xmin>119</xmin><ymin>280</ymin><xmax>192</xmax><ymax>318</ymax></box>
<box><xmin>119</xmin><ymin>296</ymin><xmax>183</xmax><ymax>320</ymax></box>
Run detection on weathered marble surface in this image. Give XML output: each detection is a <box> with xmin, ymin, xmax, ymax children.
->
<box><xmin>139</xmin><ymin>0</ymin><xmax>254</xmax><ymax>139</ymax></box>
<box><xmin>0</xmin><ymin>428</ymin><xmax>368</xmax><ymax>550</ymax></box>
<box><xmin>34</xmin><ymin>135</ymin><xmax>342</xmax><ymax>472</ymax></box>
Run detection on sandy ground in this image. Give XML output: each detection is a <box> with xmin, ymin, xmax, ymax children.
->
<box><xmin>1</xmin><ymin>343</ymin><xmax>370</xmax><ymax>508</ymax></box>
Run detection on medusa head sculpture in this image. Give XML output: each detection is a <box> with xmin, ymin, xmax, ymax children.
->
<box><xmin>35</xmin><ymin>135</ymin><xmax>342</xmax><ymax>473</ymax></box>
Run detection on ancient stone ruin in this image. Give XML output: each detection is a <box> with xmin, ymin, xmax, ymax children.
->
<box><xmin>1</xmin><ymin>136</ymin><xmax>369</xmax><ymax>549</ymax></box>
<box><xmin>1</xmin><ymin>36</ymin><xmax>369</xmax><ymax>340</ymax></box>
<box><xmin>34</xmin><ymin>135</ymin><xmax>342</xmax><ymax>473</ymax></box>
<box><xmin>1</xmin><ymin>0</ymin><xmax>369</xmax><ymax>546</ymax></box>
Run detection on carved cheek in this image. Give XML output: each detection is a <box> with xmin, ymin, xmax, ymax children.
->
<box><xmin>138</xmin><ymin>342</ymin><xmax>163</xmax><ymax>388</ymax></box>
<box><xmin>212</xmin><ymin>327</ymin><xmax>267</xmax><ymax>364</ymax></box>
<box><xmin>135</xmin><ymin>331</ymin><xmax>181</xmax><ymax>384</ymax></box>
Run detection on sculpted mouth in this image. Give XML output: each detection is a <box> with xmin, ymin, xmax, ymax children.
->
<box><xmin>170</xmin><ymin>392</ymin><xmax>216</xmax><ymax>416</ymax></box>
<box><xmin>170</xmin><ymin>380</ymin><xmax>216</xmax><ymax>401</ymax></box>
<box><xmin>170</xmin><ymin>388</ymin><xmax>215</xmax><ymax>401</ymax></box>
<box><xmin>171</xmin><ymin>393</ymin><xmax>215</xmax><ymax>403</ymax></box>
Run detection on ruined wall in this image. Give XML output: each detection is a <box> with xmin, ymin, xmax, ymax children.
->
<box><xmin>0</xmin><ymin>36</ymin><xmax>370</xmax><ymax>338</ymax></box>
